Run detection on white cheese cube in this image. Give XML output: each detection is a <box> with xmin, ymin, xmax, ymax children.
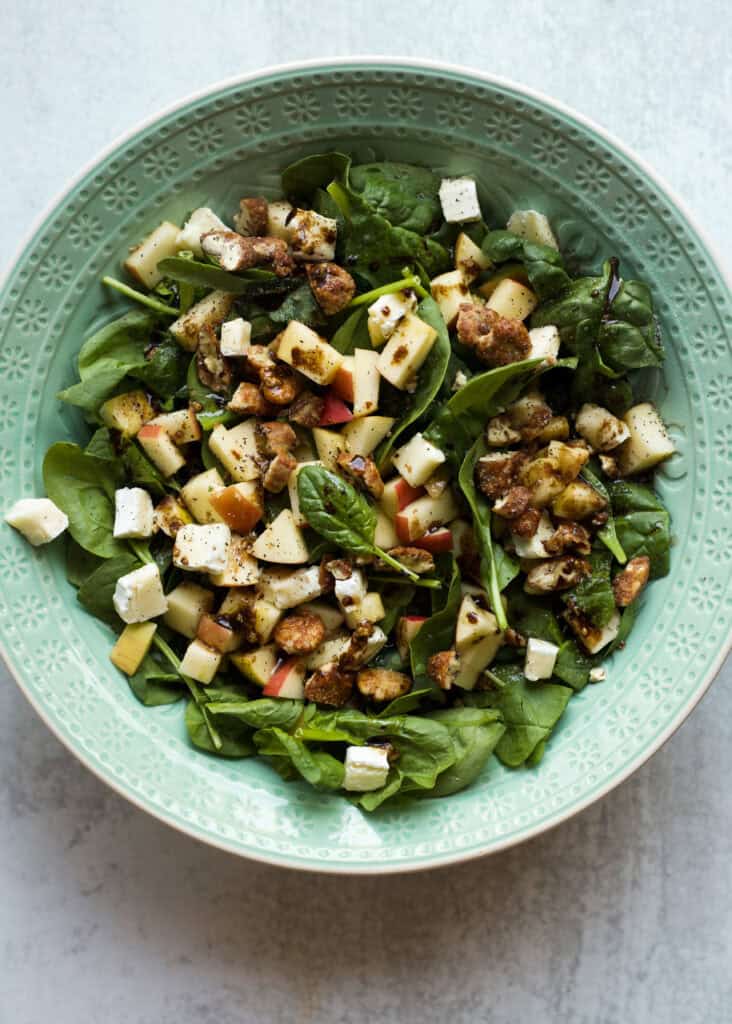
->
<box><xmin>511</xmin><ymin>511</ymin><xmax>554</xmax><ymax>559</ymax></box>
<box><xmin>589</xmin><ymin>667</ymin><xmax>607</xmax><ymax>683</ymax></box>
<box><xmin>334</xmin><ymin>568</ymin><xmax>367</xmax><ymax>615</ymax></box>
<box><xmin>506</xmin><ymin>209</ymin><xmax>559</xmax><ymax>250</ymax></box>
<box><xmin>343</xmin><ymin>745</ymin><xmax>390</xmax><ymax>792</ymax></box>
<box><xmin>289</xmin><ymin>209</ymin><xmax>337</xmax><ymax>262</ymax></box>
<box><xmin>583</xmin><ymin>610</ymin><xmax>621</xmax><ymax>654</ymax></box>
<box><xmin>5</xmin><ymin>498</ymin><xmax>68</xmax><ymax>546</ymax></box>
<box><xmin>113</xmin><ymin>487</ymin><xmax>154</xmax><ymax>539</ymax></box>
<box><xmin>524</xmin><ymin>637</ymin><xmax>559</xmax><ymax>681</ymax></box>
<box><xmin>367</xmin><ymin>290</ymin><xmax>417</xmax><ymax>348</ymax></box>
<box><xmin>220</xmin><ymin>317</ymin><xmax>252</xmax><ymax>357</ymax></box>
<box><xmin>112</xmin><ymin>562</ymin><xmax>168</xmax><ymax>624</ymax></box>
<box><xmin>177</xmin><ymin>207</ymin><xmax>228</xmax><ymax>256</ymax></box>
<box><xmin>179</xmin><ymin>639</ymin><xmax>222</xmax><ymax>684</ymax></box>
<box><xmin>528</xmin><ymin>325</ymin><xmax>561</xmax><ymax>362</ymax></box>
<box><xmin>438</xmin><ymin>177</ymin><xmax>482</xmax><ymax>224</ymax></box>
<box><xmin>173</xmin><ymin>523</ymin><xmax>231</xmax><ymax>574</ymax></box>
<box><xmin>258</xmin><ymin>566</ymin><xmax>325</xmax><ymax>609</ymax></box>
<box><xmin>392</xmin><ymin>433</ymin><xmax>446</xmax><ymax>488</ymax></box>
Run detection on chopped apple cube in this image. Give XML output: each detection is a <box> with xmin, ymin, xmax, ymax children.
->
<box><xmin>374</xmin><ymin>507</ymin><xmax>399</xmax><ymax>549</ymax></box>
<box><xmin>352</xmin><ymin>348</ymin><xmax>380</xmax><ymax>417</ymax></box>
<box><xmin>455</xmin><ymin>595</ymin><xmax>501</xmax><ymax>655</ymax></box>
<box><xmin>179</xmin><ymin>639</ymin><xmax>221</xmax><ymax>684</ymax></box>
<box><xmin>208</xmin><ymin>420</ymin><xmax>260</xmax><ymax>481</ymax></box>
<box><xmin>164</xmin><ymin>582</ymin><xmax>214</xmax><ymax>639</ymax></box>
<box><xmin>319</xmin><ymin>393</ymin><xmax>353</xmax><ymax>426</ymax></box>
<box><xmin>392</xmin><ymin>433</ymin><xmax>446</xmax><ymax>488</ymax></box>
<box><xmin>306</xmin><ymin>634</ymin><xmax>351</xmax><ymax>670</ymax></box>
<box><xmin>506</xmin><ymin>209</ymin><xmax>559</xmax><ymax>250</ymax></box>
<box><xmin>454</xmin><ymin>634</ymin><xmax>503</xmax><ymax>690</ymax></box>
<box><xmin>209</xmin><ymin>534</ymin><xmax>260</xmax><ymax>586</ymax></box>
<box><xmin>377</xmin><ymin>312</ymin><xmax>438</xmax><ymax>390</ymax></box>
<box><xmin>263</xmin><ymin>656</ymin><xmax>307</xmax><ymax>698</ymax></box>
<box><xmin>109</xmin><ymin>622</ymin><xmax>158</xmax><ymax>676</ymax></box>
<box><xmin>454</xmin><ymin>232</ymin><xmax>491</xmax><ymax>281</ymax></box>
<box><xmin>395</xmin><ymin>490</ymin><xmax>460</xmax><ymax>542</ymax></box>
<box><xmin>430</xmin><ymin>269</ymin><xmax>472</xmax><ymax>328</ymax></box>
<box><xmin>137</xmin><ymin>424</ymin><xmax>186</xmax><ymax>477</ymax></box>
<box><xmin>231</xmin><ymin>644</ymin><xmax>278</xmax><ymax>686</ymax></box>
<box><xmin>209</xmin><ymin>481</ymin><xmax>263</xmax><ymax>533</ymax></box>
<box><xmin>149</xmin><ymin>406</ymin><xmax>201</xmax><ymax>445</ymax></box>
<box><xmin>196</xmin><ymin>614</ymin><xmax>242</xmax><ymax>654</ymax></box>
<box><xmin>124</xmin><ymin>221</ymin><xmax>180</xmax><ymax>288</ymax></box>
<box><xmin>266</xmin><ymin>200</ymin><xmax>294</xmax><ymax>241</ymax></box>
<box><xmin>177</xmin><ymin>207</ymin><xmax>227</xmax><ymax>255</ymax></box>
<box><xmin>5</xmin><ymin>498</ymin><xmax>68</xmax><ymax>546</ymax></box>
<box><xmin>289</xmin><ymin>209</ymin><xmax>337</xmax><ymax>262</ymax></box>
<box><xmin>300</xmin><ymin>601</ymin><xmax>344</xmax><ymax>636</ymax></box>
<box><xmin>367</xmin><ymin>289</ymin><xmax>418</xmax><ymax>347</ymax></box>
<box><xmin>576</xmin><ymin>403</ymin><xmax>630</xmax><ymax>451</ymax></box>
<box><xmin>331</xmin><ymin>355</ymin><xmax>355</xmax><ymax>402</ymax></box>
<box><xmin>617</xmin><ymin>403</ymin><xmax>675</xmax><ymax>475</ymax></box>
<box><xmin>380</xmin><ymin>476</ymin><xmax>425</xmax><ymax>518</ymax></box>
<box><xmin>153</xmin><ymin>495</ymin><xmax>192</xmax><ymax>538</ymax></box>
<box><xmin>169</xmin><ymin>291</ymin><xmax>234</xmax><ymax>352</ymax></box>
<box><xmin>181</xmin><ymin>468</ymin><xmax>227</xmax><ymax>524</ymax></box>
<box><xmin>277</xmin><ymin>321</ymin><xmax>343</xmax><ymax>385</ymax></box>
<box><xmin>252</xmin><ymin>509</ymin><xmax>309</xmax><ymax>564</ymax></box>
<box><xmin>396</xmin><ymin>615</ymin><xmax>427</xmax><ymax>662</ymax></box>
<box><xmin>340</xmin><ymin>415</ymin><xmax>395</xmax><ymax>456</ymax></box>
<box><xmin>100</xmin><ymin>390</ymin><xmax>155</xmax><ymax>437</ymax></box>
<box><xmin>486</xmin><ymin>279</ymin><xmax>538</xmax><ymax>321</ymax></box>
<box><xmin>220</xmin><ymin>317</ymin><xmax>252</xmax><ymax>357</ymax></box>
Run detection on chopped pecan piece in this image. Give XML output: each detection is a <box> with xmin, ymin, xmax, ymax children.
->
<box><xmin>524</xmin><ymin>557</ymin><xmax>591</xmax><ymax>594</ymax></box>
<box><xmin>288</xmin><ymin>390</ymin><xmax>325</xmax><ymax>428</ymax></box>
<box><xmin>233</xmin><ymin>196</ymin><xmax>269</xmax><ymax>236</ymax></box>
<box><xmin>201</xmin><ymin>231</ymin><xmax>294</xmax><ymax>277</ymax></box>
<box><xmin>427</xmin><ymin>649</ymin><xmax>459</xmax><ymax>690</ymax></box>
<box><xmin>263</xmin><ymin>452</ymin><xmax>297</xmax><ymax>493</ymax></box>
<box><xmin>306</xmin><ymin>262</ymin><xmax>357</xmax><ymax>315</ymax></box>
<box><xmin>544</xmin><ymin>521</ymin><xmax>592</xmax><ymax>556</ymax></box>
<box><xmin>304</xmin><ymin>663</ymin><xmax>354</xmax><ymax>706</ymax></box>
<box><xmin>612</xmin><ymin>556</ymin><xmax>650</xmax><ymax>607</ymax></box>
<box><xmin>228</xmin><ymin>382</ymin><xmax>275</xmax><ymax>417</ymax></box>
<box><xmin>486</xmin><ymin>414</ymin><xmax>522</xmax><ymax>447</ymax></box>
<box><xmin>493</xmin><ymin>485</ymin><xmax>531</xmax><ymax>519</ymax></box>
<box><xmin>245</xmin><ymin>344</ymin><xmax>277</xmax><ymax>378</ymax></box>
<box><xmin>274</xmin><ymin>611</ymin><xmax>326</xmax><ymax>654</ymax></box>
<box><xmin>456</xmin><ymin>303</ymin><xmax>531</xmax><ymax>367</ymax></box>
<box><xmin>256</xmin><ymin>420</ymin><xmax>297</xmax><ymax>455</ymax></box>
<box><xmin>260</xmin><ymin>363</ymin><xmax>302</xmax><ymax>406</ymax></box>
<box><xmin>598</xmin><ymin>453</ymin><xmax>620</xmax><ymax>480</ymax></box>
<box><xmin>357</xmin><ymin>667</ymin><xmax>411</xmax><ymax>702</ymax></box>
<box><xmin>336</xmin><ymin>451</ymin><xmax>384</xmax><ymax>499</ymax></box>
<box><xmin>196</xmin><ymin>324</ymin><xmax>232</xmax><ymax>394</ymax></box>
<box><xmin>504</xmin><ymin>627</ymin><xmax>527</xmax><ymax>648</ymax></box>
<box><xmin>386</xmin><ymin>546</ymin><xmax>435</xmax><ymax>575</ymax></box>
<box><xmin>323</xmin><ymin>558</ymin><xmax>352</xmax><ymax>581</ymax></box>
<box><xmin>511</xmin><ymin>507</ymin><xmax>542</xmax><ymax>538</ymax></box>
<box><xmin>475</xmin><ymin>451</ymin><xmax>527</xmax><ymax>501</ymax></box>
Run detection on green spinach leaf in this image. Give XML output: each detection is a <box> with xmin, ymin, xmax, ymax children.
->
<box><xmin>426</xmin><ymin>707</ymin><xmax>505</xmax><ymax>797</ymax></box>
<box><xmin>157</xmin><ymin>256</ymin><xmax>299</xmax><ymax>298</ymax></box>
<box><xmin>186</xmin><ymin>700</ymin><xmax>254</xmax><ymax>758</ymax></box>
<box><xmin>607</xmin><ymin>481</ymin><xmax>672</xmax><ymax>578</ymax></box>
<box><xmin>581</xmin><ymin>463</ymin><xmax>626</xmax><ymax>563</ymax></box>
<box><xmin>563</xmin><ymin>547</ymin><xmax>616</xmax><ymax>629</ymax></box>
<box><xmin>348</xmin><ymin>161</ymin><xmax>442</xmax><ymax>235</ymax></box>
<box><xmin>77</xmin><ymin>553</ymin><xmax>140</xmax><ymax>625</ymax></box>
<box><xmin>254</xmin><ymin>728</ymin><xmax>345</xmax><ymax>789</ymax></box>
<box><xmin>409</xmin><ymin>554</ymin><xmax>461</xmax><ymax>691</ymax></box>
<box><xmin>482</xmin><ymin>230</ymin><xmax>571</xmax><ymax>299</ymax></box>
<box><xmin>128</xmin><ymin>652</ymin><xmax>183</xmax><ymax>706</ymax></box>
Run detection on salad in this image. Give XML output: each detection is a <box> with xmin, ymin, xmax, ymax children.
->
<box><xmin>5</xmin><ymin>153</ymin><xmax>675</xmax><ymax>809</ymax></box>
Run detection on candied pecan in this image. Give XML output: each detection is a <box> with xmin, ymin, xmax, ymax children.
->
<box><xmin>544</xmin><ymin>521</ymin><xmax>592</xmax><ymax>556</ymax></box>
<box><xmin>263</xmin><ymin>452</ymin><xmax>297</xmax><ymax>493</ymax></box>
<box><xmin>486</xmin><ymin>414</ymin><xmax>522</xmax><ymax>447</ymax></box>
<box><xmin>306</xmin><ymin>262</ymin><xmax>357</xmax><ymax>315</ymax></box>
<box><xmin>324</xmin><ymin>558</ymin><xmax>352</xmax><ymax>581</ymax></box>
<box><xmin>274</xmin><ymin>611</ymin><xmax>326</xmax><ymax>654</ymax></box>
<box><xmin>512</xmin><ymin>508</ymin><xmax>542</xmax><ymax>538</ymax></box>
<box><xmin>233</xmin><ymin>196</ymin><xmax>269</xmax><ymax>236</ymax></box>
<box><xmin>504</xmin><ymin>627</ymin><xmax>527</xmax><ymax>648</ymax></box>
<box><xmin>456</xmin><ymin>303</ymin><xmax>531</xmax><ymax>367</ymax></box>
<box><xmin>245</xmin><ymin>345</ymin><xmax>276</xmax><ymax>378</ymax></box>
<box><xmin>524</xmin><ymin>557</ymin><xmax>591</xmax><ymax>594</ymax></box>
<box><xmin>228</xmin><ymin>382</ymin><xmax>275</xmax><ymax>416</ymax></box>
<box><xmin>196</xmin><ymin>324</ymin><xmax>232</xmax><ymax>394</ymax></box>
<box><xmin>598</xmin><ymin>453</ymin><xmax>620</xmax><ymax>480</ymax></box>
<box><xmin>386</xmin><ymin>546</ymin><xmax>435</xmax><ymax>575</ymax></box>
<box><xmin>201</xmin><ymin>231</ymin><xmax>294</xmax><ymax>277</ymax></box>
<box><xmin>288</xmin><ymin>390</ymin><xmax>324</xmax><ymax>428</ymax></box>
<box><xmin>336</xmin><ymin>451</ymin><xmax>384</xmax><ymax>499</ymax></box>
<box><xmin>357</xmin><ymin>668</ymin><xmax>411</xmax><ymax>702</ymax></box>
<box><xmin>475</xmin><ymin>451</ymin><xmax>527</xmax><ymax>501</ymax></box>
<box><xmin>318</xmin><ymin>556</ymin><xmax>336</xmax><ymax>593</ymax></box>
<box><xmin>612</xmin><ymin>556</ymin><xmax>650</xmax><ymax>607</ymax></box>
<box><xmin>304</xmin><ymin>663</ymin><xmax>354</xmax><ymax>706</ymax></box>
<box><xmin>493</xmin><ymin>485</ymin><xmax>531</xmax><ymax>519</ymax></box>
<box><xmin>427</xmin><ymin>649</ymin><xmax>459</xmax><ymax>690</ymax></box>
<box><xmin>256</xmin><ymin>420</ymin><xmax>297</xmax><ymax>455</ymax></box>
<box><xmin>260</xmin><ymin>363</ymin><xmax>302</xmax><ymax>406</ymax></box>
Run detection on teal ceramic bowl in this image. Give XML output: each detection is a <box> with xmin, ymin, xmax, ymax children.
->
<box><xmin>1</xmin><ymin>59</ymin><xmax>730</xmax><ymax>872</ymax></box>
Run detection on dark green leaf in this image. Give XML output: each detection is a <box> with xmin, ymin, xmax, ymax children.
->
<box><xmin>482</xmin><ymin>230</ymin><xmax>571</xmax><ymax>299</ymax></box>
<box><xmin>128</xmin><ymin>652</ymin><xmax>183</xmax><ymax>706</ymax></box>
<box><xmin>409</xmin><ymin>555</ymin><xmax>461</xmax><ymax>692</ymax></box>
<box><xmin>426</xmin><ymin>707</ymin><xmax>505</xmax><ymax>797</ymax></box>
<box><xmin>254</xmin><ymin>728</ymin><xmax>345</xmax><ymax>789</ymax></box>
<box><xmin>349</xmin><ymin>161</ymin><xmax>442</xmax><ymax>235</ymax></box>
<box><xmin>581</xmin><ymin>463</ymin><xmax>626</xmax><ymax>563</ymax></box>
<box><xmin>607</xmin><ymin>481</ymin><xmax>672</xmax><ymax>578</ymax></box>
<box><xmin>157</xmin><ymin>256</ymin><xmax>300</xmax><ymax>298</ymax></box>
<box><xmin>186</xmin><ymin>700</ymin><xmax>254</xmax><ymax>758</ymax></box>
<box><xmin>330</xmin><ymin>306</ymin><xmax>370</xmax><ymax>355</ymax></box>
<box><xmin>564</xmin><ymin>547</ymin><xmax>616</xmax><ymax>629</ymax></box>
<box><xmin>77</xmin><ymin>553</ymin><xmax>140</xmax><ymax>625</ymax></box>
<box><xmin>208</xmin><ymin>698</ymin><xmax>303</xmax><ymax>731</ymax></box>
<box><xmin>121</xmin><ymin>442</ymin><xmax>169</xmax><ymax>498</ymax></box>
<box><xmin>65</xmin><ymin>536</ymin><xmax>103</xmax><ymax>588</ymax></box>
<box><xmin>297</xmin><ymin>465</ymin><xmax>376</xmax><ymax>557</ymax></box>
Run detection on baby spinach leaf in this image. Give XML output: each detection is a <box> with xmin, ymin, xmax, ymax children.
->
<box><xmin>598</xmin><ymin>278</ymin><xmax>662</xmax><ymax>371</ymax></box>
<box><xmin>121</xmin><ymin>442</ymin><xmax>169</xmax><ymax>498</ymax></box>
<box><xmin>375</xmin><ymin>296</ymin><xmax>451</xmax><ymax>469</ymax></box>
<box><xmin>607</xmin><ymin>481</ymin><xmax>671</xmax><ymax>578</ymax></box>
<box><xmin>281</xmin><ymin>151</ymin><xmax>351</xmax><ymax>197</ymax></box>
<box><xmin>531</xmin><ymin>264</ymin><xmax>610</xmax><ymax>348</ymax></box>
<box><xmin>208</xmin><ymin>698</ymin><xmax>303</xmax><ymax>731</ymax></box>
<box><xmin>254</xmin><ymin>728</ymin><xmax>345</xmax><ymax>789</ymax></box>
<box><xmin>186</xmin><ymin>701</ymin><xmax>254</xmax><ymax>758</ymax></box>
<box><xmin>65</xmin><ymin>537</ymin><xmax>103</xmax><ymax>588</ymax></box>
<box><xmin>128</xmin><ymin>653</ymin><xmax>183</xmax><ymax>706</ymax></box>
<box><xmin>482</xmin><ymin>230</ymin><xmax>571</xmax><ymax>299</ymax></box>
<box><xmin>426</xmin><ymin>707</ymin><xmax>505</xmax><ymax>797</ymax></box>
<box><xmin>85</xmin><ymin>427</ymin><xmax>118</xmax><ymax>463</ymax></box>
<box><xmin>348</xmin><ymin>161</ymin><xmax>442</xmax><ymax>235</ymax></box>
<box><xmin>581</xmin><ymin>463</ymin><xmax>626</xmax><ymax>563</ymax></box>
<box><xmin>554</xmin><ymin>640</ymin><xmax>593</xmax><ymax>690</ymax></box>
<box><xmin>43</xmin><ymin>442</ymin><xmax>128</xmax><ymax>558</ymax></box>
<box><xmin>77</xmin><ymin>552</ymin><xmax>140</xmax><ymax>625</ymax></box>
<box><xmin>267</xmin><ymin>281</ymin><xmax>325</xmax><ymax>329</ymax></box>
<box><xmin>563</xmin><ymin>547</ymin><xmax>616</xmax><ymax>629</ymax></box>
<box><xmin>157</xmin><ymin>256</ymin><xmax>299</xmax><ymax>298</ymax></box>
<box><xmin>505</xmin><ymin>584</ymin><xmax>564</xmax><ymax>645</ymax></box>
<box><xmin>134</xmin><ymin>337</ymin><xmax>188</xmax><ymax>398</ymax></box>
<box><xmin>330</xmin><ymin>306</ymin><xmax>370</xmax><ymax>355</ymax></box>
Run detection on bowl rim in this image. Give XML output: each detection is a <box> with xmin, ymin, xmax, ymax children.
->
<box><xmin>2</xmin><ymin>56</ymin><xmax>730</xmax><ymax>874</ymax></box>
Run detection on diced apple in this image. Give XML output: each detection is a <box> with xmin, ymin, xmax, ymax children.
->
<box><xmin>289</xmin><ymin>209</ymin><xmax>338</xmax><ymax>262</ymax></box>
<box><xmin>450</xmin><ymin>519</ymin><xmax>475</xmax><ymax>558</ymax></box>
<box><xmin>181</xmin><ymin>468</ymin><xmax>226</xmax><ymax>524</ymax></box>
<box><xmin>396</xmin><ymin>616</ymin><xmax>426</xmax><ymax>663</ymax></box>
<box><xmin>454</xmin><ymin>635</ymin><xmax>503</xmax><ymax>690</ymax></box>
<box><xmin>454</xmin><ymin>232</ymin><xmax>492</xmax><ymax>281</ymax></box>
<box><xmin>511</xmin><ymin>511</ymin><xmax>554</xmax><ymax>559</ymax></box>
<box><xmin>209</xmin><ymin>482</ymin><xmax>263</xmax><ymax>533</ymax></box>
<box><xmin>252</xmin><ymin>509</ymin><xmax>309</xmax><ymax>564</ymax></box>
<box><xmin>331</xmin><ymin>356</ymin><xmax>355</xmax><ymax>402</ymax></box>
<box><xmin>305</xmin><ymin>634</ymin><xmax>351</xmax><ymax>670</ymax></box>
<box><xmin>149</xmin><ymin>406</ymin><xmax>201</xmax><ymax>445</ymax></box>
<box><xmin>575</xmin><ymin>403</ymin><xmax>630</xmax><ymax>451</ymax></box>
<box><xmin>263</xmin><ymin>656</ymin><xmax>307</xmax><ymax>698</ymax></box>
<box><xmin>209</xmin><ymin>420</ymin><xmax>260</xmax><ymax>481</ymax></box>
<box><xmin>352</xmin><ymin>349</ymin><xmax>380</xmax><ymax>418</ymax></box>
<box><xmin>164</xmin><ymin>582</ymin><xmax>214</xmax><ymax>639</ymax></box>
<box><xmin>288</xmin><ymin>460</ymin><xmax>322</xmax><ymax>527</ymax></box>
<box><xmin>412</xmin><ymin>527</ymin><xmax>453</xmax><ymax>553</ymax></box>
<box><xmin>251</xmin><ymin>598</ymin><xmax>284</xmax><ymax>643</ymax></box>
<box><xmin>430</xmin><ymin>269</ymin><xmax>472</xmax><ymax>328</ymax></box>
<box><xmin>300</xmin><ymin>601</ymin><xmax>344</xmax><ymax>636</ymax></box>
<box><xmin>196</xmin><ymin>614</ymin><xmax>242</xmax><ymax>654</ymax></box>
<box><xmin>395</xmin><ymin>490</ymin><xmax>460</xmax><ymax>543</ymax></box>
<box><xmin>137</xmin><ymin>424</ymin><xmax>186</xmax><ymax>477</ymax></box>
<box><xmin>179</xmin><ymin>639</ymin><xmax>221</xmax><ymax>685</ymax></box>
<box><xmin>100</xmin><ymin>390</ymin><xmax>155</xmax><ymax>437</ymax></box>
<box><xmin>311</xmin><ymin>428</ymin><xmax>346</xmax><ymax>470</ymax></box>
<box><xmin>506</xmin><ymin>209</ymin><xmax>559</xmax><ymax>250</ymax></box>
<box><xmin>391</xmin><ymin>433</ymin><xmax>446</xmax><ymax>488</ymax></box>
<box><xmin>374</xmin><ymin>507</ymin><xmax>399</xmax><ymax>549</ymax></box>
<box><xmin>277</xmin><ymin>321</ymin><xmax>343</xmax><ymax>385</ymax></box>
<box><xmin>617</xmin><ymin>403</ymin><xmax>675</xmax><ymax>475</ymax></box>
<box><xmin>258</xmin><ymin>566</ymin><xmax>324</xmax><ymax>610</ymax></box>
<box><xmin>485</xmin><ymin>278</ymin><xmax>538</xmax><ymax>321</ymax></box>
<box><xmin>377</xmin><ymin>313</ymin><xmax>438</xmax><ymax>390</ymax></box>
<box><xmin>177</xmin><ymin>207</ymin><xmax>228</xmax><ymax>255</ymax></box>
<box><xmin>231</xmin><ymin>644</ymin><xmax>279</xmax><ymax>686</ymax></box>
<box><xmin>551</xmin><ymin>481</ymin><xmax>606</xmax><ymax>520</ymax></box>
<box><xmin>477</xmin><ymin>263</ymin><xmax>530</xmax><ymax>300</ymax></box>
<box><xmin>220</xmin><ymin>318</ymin><xmax>252</xmax><ymax>357</ymax></box>
<box><xmin>455</xmin><ymin>595</ymin><xmax>501</xmax><ymax>655</ymax></box>
<box><xmin>380</xmin><ymin>476</ymin><xmax>425</xmax><ymax>518</ymax></box>
<box><xmin>341</xmin><ymin>415</ymin><xmax>395</xmax><ymax>456</ymax></box>
<box><xmin>124</xmin><ymin>221</ymin><xmax>180</xmax><ymax>288</ymax></box>
<box><xmin>319</xmin><ymin>392</ymin><xmax>353</xmax><ymax>426</ymax></box>
<box><xmin>209</xmin><ymin>534</ymin><xmax>260</xmax><ymax>586</ymax></box>
<box><xmin>109</xmin><ymin>622</ymin><xmax>157</xmax><ymax>676</ymax></box>
<box><xmin>153</xmin><ymin>495</ymin><xmax>192</xmax><ymax>538</ymax></box>
<box><xmin>169</xmin><ymin>291</ymin><xmax>234</xmax><ymax>352</ymax></box>
<box><xmin>348</xmin><ymin>592</ymin><xmax>385</xmax><ymax>629</ymax></box>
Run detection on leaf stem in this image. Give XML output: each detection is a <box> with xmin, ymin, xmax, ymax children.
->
<box><xmin>326</xmin><ymin>180</ymin><xmax>351</xmax><ymax>217</ymax></box>
<box><xmin>152</xmin><ymin>633</ymin><xmax>222</xmax><ymax>750</ymax></box>
<box><xmin>102</xmin><ymin>276</ymin><xmax>179</xmax><ymax>316</ymax></box>
<box><xmin>370</xmin><ymin>573</ymin><xmax>442</xmax><ymax>590</ymax></box>
<box><xmin>373</xmin><ymin>546</ymin><xmax>420</xmax><ymax>582</ymax></box>
<box><xmin>347</xmin><ymin>275</ymin><xmax>423</xmax><ymax>309</ymax></box>
<box><xmin>400</xmin><ymin>265</ymin><xmax>430</xmax><ymax>299</ymax></box>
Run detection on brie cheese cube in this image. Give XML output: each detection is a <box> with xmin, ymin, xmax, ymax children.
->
<box><xmin>220</xmin><ymin>317</ymin><xmax>252</xmax><ymax>357</ymax></box>
<box><xmin>179</xmin><ymin>638</ymin><xmax>221</xmax><ymax>684</ymax></box>
<box><xmin>289</xmin><ymin>209</ymin><xmax>337</xmax><ymax>262</ymax></box>
<box><xmin>511</xmin><ymin>511</ymin><xmax>554</xmax><ymax>559</ymax></box>
<box><xmin>112</xmin><ymin>562</ymin><xmax>168</xmax><ymax>624</ymax></box>
<box><xmin>173</xmin><ymin>523</ymin><xmax>231</xmax><ymax>574</ymax></box>
<box><xmin>438</xmin><ymin>177</ymin><xmax>482</xmax><ymax>224</ymax></box>
<box><xmin>258</xmin><ymin>566</ymin><xmax>325</xmax><ymax>609</ymax></box>
<box><xmin>334</xmin><ymin>568</ymin><xmax>367</xmax><ymax>614</ymax></box>
<box><xmin>392</xmin><ymin>433</ymin><xmax>446</xmax><ymax>488</ymax></box>
<box><xmin>5</xmin><ymin>498</ymin><xmax>68</xmax><ymax>546</ymax></box>
<box><xmin>506</xmin><ymin>209</ymin><xmax>559</xmax><ymax>250</ymax></box>
<box><xmin>528</xmin><ymin>325</ymin><xmax>561</xmax><ymax>362</ymax></box>
<box><xmin>367</xmin><ymin>290</ymin><xmax>417</xmax><ymax>348</ymax></box>
<box><xmin>582</xmin><ymin>610</ymin><xmax>621</xmax><ymax>654</ymax></box>
<box><xmin>177</xmin><ymin>207</ymin><xmax>228</xmax><ymax>256</ymax></box>
<box><xmin>524</xmin><ymin>637</ymin><xmax>559</xmax><ymax>681</ymax></box>
<box><xmin>343</xmin><ymin>745</ymin><xmax>390</xmax><ymax>792</ymax></box>
<box><xmin>113</xmin><ymin>487</ymin><xmax>154</xmax><ymax>539</ymax></box>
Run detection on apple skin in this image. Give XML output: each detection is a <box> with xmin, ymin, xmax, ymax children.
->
<box><xmin>196</xmin><ymin>614</ymin><xmax>241</xmax><ymax>653</ymax></box>
<box><xmin>262</xmin><ymin>656</ymin><xmax>305</xmax><ymax>698</ymax></box>
<box><xmin>319</xmin><ymin>392</ymin><xmax>354</xmax><ymax>427</ymax></box>
<box><xmin>381</xmin><ymin>477</ymin><xmax>425</xmax><ymax>518</ymax></box>
<box><xmin>209</xmin><ymin>486</ymin><xmax>262</xmax><ymax>533</ymax></box>
<box><xmin>411</xmin><ymin>528</ymin><xmax>453</xmax><ymax>554</ymax></box>
<box><xmin>331</xmin><ymin>359</ymin><xmax>355</xmax><ymax>403</ymax></box>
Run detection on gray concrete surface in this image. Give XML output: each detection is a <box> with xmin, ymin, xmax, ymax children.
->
<box><xmin>1</xmin><ymin>2</ymin><xmax>731</xmax><ymax>1021</ymax></box>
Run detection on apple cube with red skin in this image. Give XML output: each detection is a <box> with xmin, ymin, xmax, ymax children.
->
<box><xmin>209</xmin><ymin>482</ymin><xmax>263</xmax><ymax>533</ymax></box>
<box><xmin>137</xmin><ymin>424</ymin><xmax>186</xmax><ymax>477</ymax></box>
<box><xmin>263</xmin><ymin>656</ymin><xmax>306</xmax><ymax>699</ymax></box>
<box><xmin>412</xmin><ymin>527</ymin><xmax>453</xmax><ymax>554</ymax></box>
<box><xmin>319</xmin><ymin>392</ymin><xmax>354</xmax><ymax>426</ymax></box>
<box><xmin>331</xmin><ymin>356</ymin><xmax>355</xmax><ymax>403</ymax></box>
<box><xmin>380</xmin><ymin>477</ymin><xmax>425</xmax><ymax>519</ymax></box>
<box><xmin>395</xmin><ymin>490</ymin><xmax>460</xmax><ymax>543</ymax></box>
<box><xmin>196</xmin><ymin>614</ymin><xmax>242</xmax><ymax>654</ymax></box>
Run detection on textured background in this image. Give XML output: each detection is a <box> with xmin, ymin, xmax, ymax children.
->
<box><xmin>2</xmin><ymin>2</ymin><xmax>731</xmax><ymax>1022</ymax></box>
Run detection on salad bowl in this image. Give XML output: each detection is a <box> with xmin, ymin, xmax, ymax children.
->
<box><xmin>0</xmin><ymin>58</ymin><xmax>730</xmax><ymax>872</ymax></box>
